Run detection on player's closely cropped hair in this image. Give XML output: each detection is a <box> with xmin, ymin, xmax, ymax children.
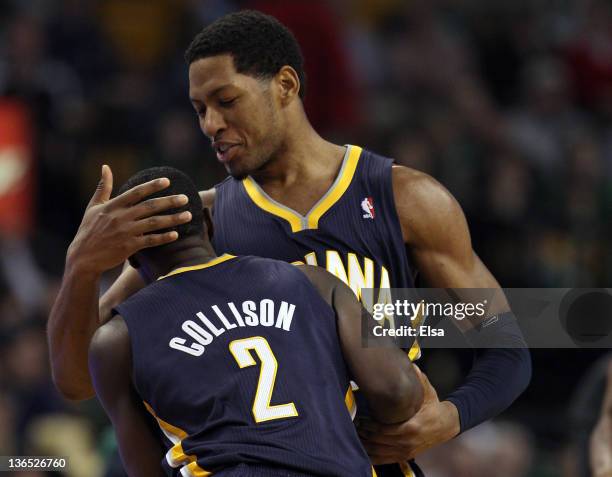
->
<box><xmin>184</xmin><ymin>10</ymin><xmax>307</xmax><ymax>99</ymax></box>
<box><xmin>117</xmin><ymin>166</ymin><xmax>204</xmax><ymax>243</ymax></box>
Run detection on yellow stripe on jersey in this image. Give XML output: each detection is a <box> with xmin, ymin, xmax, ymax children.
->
<box><xmin>158</xmin><ymin>254</ymin><xmax>236</xmax><ymax>280</ymax></box>
<box><xmin>183</xmin><ymin>461</ymin><xmax>213</xmax><ymax>477</ymax></box>
<box><xmin>400</xmin><ymin>462</ymin><xmax>416</xmax><ymax>477</ymax></box>
<box><xmin>407</xmin><ymin>301</ymin><xmax>426</xmax><ymax>361</ymax></box>
<box><xmin>243</xmin><ymin>177</ymin><xmax>304</xmax><ymax>232</ymax></box>
<box><xmin>307</xmin><ymin>145</ymin><xmax>362</xmax><ymax>229</ymax></box>
<box><xmin>242</xmin><ymin>145</ymin><xmax>363</xmax><ymax>233</ymax></box>
<box><xmin>143</xmin><ymin>402</ymin><xmax>211</xmax><ymax>475</ymax></box>
<box><xmin>345</xmin><ymin>386</ymin><xmax>357</xmax><ymax>420</ymax></box>
<box><xmin>408</xmin><ymin>343</ymin><xmax>421</xmax><ymax>361</ymax></box>
<box><xmin>372</xmin><ymin>466</ymin><xmax>378</xmax><ymax>476</ymax></box>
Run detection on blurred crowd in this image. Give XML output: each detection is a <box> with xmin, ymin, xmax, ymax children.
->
<box><xmin>0</xmin><ymin>1</ymin><xmax>610</xmax><ymax>476</ymax></box>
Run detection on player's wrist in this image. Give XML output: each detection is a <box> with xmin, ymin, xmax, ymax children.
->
<box><xmin>66</xmin><ymin>242</ymin><xmax>104</xmax><ymax>277</ymax></box>
<box><xmin>439</xmin><ymin>400</ymin><xmax>461</xmax><ymax>439</ymax></box>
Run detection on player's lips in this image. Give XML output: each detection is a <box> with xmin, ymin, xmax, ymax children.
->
<box><xmin>213</xmin><ymin>142</ymin><xmax>241</xmax><ymax>164</ymax></box>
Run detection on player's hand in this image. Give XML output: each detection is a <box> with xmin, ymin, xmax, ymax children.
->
<box><xmin>591</xmin><ymin>361</ymin><xmax>612</xmax><ymax>477</ymax></box>
<box><xmin>357</xmin><ymin>366</ymin><xmax>460</xmax><ymax>464</ymax></box>
<box><xmin>66</xmin><ymin>165</ymin><xmax>192</xmax><ymax>275</ymax></box>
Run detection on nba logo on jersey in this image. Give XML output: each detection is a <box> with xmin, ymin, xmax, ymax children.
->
<box><xmin>361</xmin><ymin>197</ymin><xmax>375</xmax><ymax>219</ymax></box>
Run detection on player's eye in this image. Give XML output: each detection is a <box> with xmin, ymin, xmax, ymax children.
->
<box><xmin>195</xmin><ymin>107</ymin><xmax>206</xmax><ymax>118</ymax></box>
<box><xmin>219</xmin><ymin>97</ymin><xmax>237</xmax><ymax>107</ymax></box>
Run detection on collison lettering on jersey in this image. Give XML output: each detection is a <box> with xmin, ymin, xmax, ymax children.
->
<box><xmin>169</xmin><ymin>299</ymin><xmax>295</xmax><ymax>357</ymax></box>
<box><xmin>115</xmin><ymin>255</ymin><xmax>376</xmax><ymax>476</ymax></box>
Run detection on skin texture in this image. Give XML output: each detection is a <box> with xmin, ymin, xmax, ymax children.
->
<box><xmin>48</xmin><ymin>53</ymin><xmax>511</xmax><ymax>463</ymax></box>
<box><xmin>89</xmin><ymin>263</ymin><xmax>423</xmax><ymax>474</ymax></box>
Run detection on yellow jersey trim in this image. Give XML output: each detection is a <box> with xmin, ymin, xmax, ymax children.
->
<box><xmin>345</xmin><ymin>386</ymin><xmax>357</xmax><ymax>420</ymax></box>
<box><xmin>400</xmin><ymin>462</ymin><xmax>416</xmax><ymax>477</ymax></box>
<box><xmin>158</xmin><ymin>254</ymin><xmax>236</xmax><ymax>280</ymax></box>
<box><xmin>243</xmin><ymin>177</ymin><xmax>304</xmax><ymax>233</ymax></box>
<box><xmin>143</xmin><ymin>402</ymin><xmax>212</xmax><ymax>475</ymax></box>
<box><xmin>242</xmin><ymin>145</ymin><xmax>363</xmax><ymax>233</ymax></box>
<box><xmin>307</xmin><ymin>145</ymin><xmax>361</xmax><ymax>229</ymax></box>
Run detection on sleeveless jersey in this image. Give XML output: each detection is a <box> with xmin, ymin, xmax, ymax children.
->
<box><xmin>114</xmin><ymin>255</ymin><xmax>375</xmax><ymax>477</ymax></box>
<box><xmin>212</xmin><ymin>145</ymin><xmax>422</xmax><ymax>361</ymax></box>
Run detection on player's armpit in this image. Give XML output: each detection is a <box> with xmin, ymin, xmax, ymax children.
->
<box><xmin>391</xmin><ymin>166</ymin><xmax>509</xmax><ymax>329</ymax></box>
<box><xmin>299</xmin><ymin>265</ymin><xmax>423</xmax><ymax>424</ymax></box>
<box><xmin>89</xmin><ymin>316</ymin><xmax>165</xmax><ymax>477</ymax></box>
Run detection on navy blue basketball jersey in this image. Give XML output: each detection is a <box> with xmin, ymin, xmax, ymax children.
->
<box><xmin>212</xmin><ymin>145</ymin><xmax>421</xmax><ymax>361</ymax></box>
<box><xmin>114</xmin><ymin>255</ymin><xmax>376</xmax><ymax>477</ymax></box>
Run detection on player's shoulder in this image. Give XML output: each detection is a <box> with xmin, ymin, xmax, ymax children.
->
<box><xmin>294</xmin><ymin>264</ymin><xmax>352</xmax><ymax>308</ymax></box>
<box><xmin>391</xmin><ymin>165</ymin><xmax>466</xmax><ymax>244</ymax></box>
<box><xmin>90</xmin><ymin>315</ymin><xmax>129</xmax><ymax>357</ymax></box>
<box><xmin>238</xmin><ymin>255</ymin><xmax>304</xmax><ymax>279</ymax></box>
<box><xmin>353</xmin><ymin>145</ymin><xmax>393</xmax><ymax>169</ymax></box>
<box><xmin>199</xmin><ymin>187</ymin><xmax>216</xmax><ymax>208</ymax></box>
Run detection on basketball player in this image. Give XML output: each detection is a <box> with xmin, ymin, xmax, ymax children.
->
<box><xmin>89</xmin><ymin>166</ymin><xmax>423</xmax><ymax>477</ymax></box>
<box><xmin>48</xmin><ymin>10</ymin><xmax>531</xmax><ymax>477</ymax></box>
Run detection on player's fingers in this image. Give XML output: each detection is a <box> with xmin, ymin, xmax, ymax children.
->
<box><xmin>413</xmin><ymin>364</ymin><xmax>437</xmax><ymax>401</ymax></box>
<box><xmin>128</xmin><ymin>194</ymin><xmax>189</xmax><ymax>220</ymax></box>
<box><xmin>358</xmin><ymin>431</ymin><xmax>403</xmax><ymax>447</ymax></box>
<box><xmin>133</xmin><ymin>211</ymin><xmax>192</xmax><ymax>235</ymax></box>
<box><xmin>110</xmin><ymin>177</ymin><xmax>170</xmax><ymax>209</ymax></box>
<box><xmin>87</xmin><ymin>164</ymin><xmax>113</xmax><ymax>208</ymax></box>
<box><xmin>132</xmin><ymin>231</ymin><xmax>179</xmax><ymax>251</ymax></box>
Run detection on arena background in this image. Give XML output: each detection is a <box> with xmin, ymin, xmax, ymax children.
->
<box><xmin>0</xmin><ymin>1</ymin><xmax>610</xmax><ymax>476</ymax></box>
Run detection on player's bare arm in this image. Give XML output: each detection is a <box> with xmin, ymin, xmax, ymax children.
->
<box><xmin>47</xmin><ymin>165</ymin><xmax>192</xmax><ymax>400</ymax></box>
<box><xmin>299</xmin><ymin>265</ymin><xmax>424</xmax><ymax>424</ymax></box>
<box><xmin>356</xmin><ymin>165</ymin><xmax>530</xmax><ymax>464</ymax></box>
<box><xmin>392</xmin><ymin>165</ymin><xmax>509</xmax><ymax>320</ymax></box>
<box><xmin>89</xmin><ymin>315</ymin><xmax>166</xmax><ymax>477</ymax></box>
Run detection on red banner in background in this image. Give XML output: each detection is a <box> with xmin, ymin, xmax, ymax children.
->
<box><xmin>0</xmin><ymin>100</ymin><xmax>34</xmax><ymax>238</ymax></box>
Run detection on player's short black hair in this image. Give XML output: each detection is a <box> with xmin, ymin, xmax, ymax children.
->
<box><xmin>117</xmin><ymin>166</ymin><xmax>204</xmax><ymax>245</ymax></box>
<box><xmin>185</xmin><ymin>10</ymin><xmax>307</xmax><ymax>99</ymax></box>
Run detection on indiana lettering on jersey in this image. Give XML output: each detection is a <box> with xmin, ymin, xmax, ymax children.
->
<box><xmin>170</xmin><ymin>299</ymin><xmax>296</xmax><ymax>357</ymax></box>
<box><xmin>292</xmin><ymin>249</ymin><xmax>394</xmax><ymax>322</ymax></box>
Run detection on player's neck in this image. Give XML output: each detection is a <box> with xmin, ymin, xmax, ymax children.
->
<box><xmin>251</xmin><ymin>119</ymin><xmax>344</xmax><ymax>189</ymax></box>
<box><xmin>146</xmin><ymin>239</ymin><xmax>218</xmax><ymax>278</ymax></box>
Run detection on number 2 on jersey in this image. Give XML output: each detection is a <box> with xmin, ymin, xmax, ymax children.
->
<box><xmin>229</xmin><ymin>336</ymin><xmax>299</xmax><ymax>423</ymax></box>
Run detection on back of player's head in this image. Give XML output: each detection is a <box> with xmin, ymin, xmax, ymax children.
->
<box><xmin>185</xmin><ymin>10</ymin><xmax>307</xmax><ymax>99</ymax></box>
<box><xmin>117</xmin><ymin>166</ymin><xmax>204</xmax><ymax>246</ymax></box>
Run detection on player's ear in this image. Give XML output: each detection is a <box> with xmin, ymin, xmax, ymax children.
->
<box><xmin>203</xmin><ymin>207</ymin><xmax>214</xmax><ymax>241</ymax></box>
<box><xmin>276</xmin><ymin>66</ymin><xmax>300</xmax><ymax>105</ymax></box>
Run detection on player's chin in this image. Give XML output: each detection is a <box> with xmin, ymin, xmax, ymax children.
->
<box><xmin>226</xmin><ymin>162</ymin><xmax>249</xmax><ymax>180</ymax></box>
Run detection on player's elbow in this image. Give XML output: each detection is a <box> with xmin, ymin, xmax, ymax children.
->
<box><xmin>51</xmin><ymin>367</ymin><xmax>95</xmax><ymax>401</ymax></box>
<box><xmin>368</xmin><ymin>372</ymin><xmax>424</xmax><ymax>423</ymax></box>
<box><xmin>52</xmin><ymin>371</ymin><xmax>95</xmax><ymax>400</ymax></box>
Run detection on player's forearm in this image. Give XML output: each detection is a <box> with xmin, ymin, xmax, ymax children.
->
<box><xmin>48</xmin><ymin>254</ymin><xmax>102</xmax><ymax>400</ymax></box>
<box><xmin>364</xmin><ymin>361</ymin><xmax>424</xmax><ymax>424</ymax></box>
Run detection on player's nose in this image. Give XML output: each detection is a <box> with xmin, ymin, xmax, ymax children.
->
<box><xmin>202</xmin><ymin>108</ymin><xmax>227</xmax><ymax>138</ymax></box>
